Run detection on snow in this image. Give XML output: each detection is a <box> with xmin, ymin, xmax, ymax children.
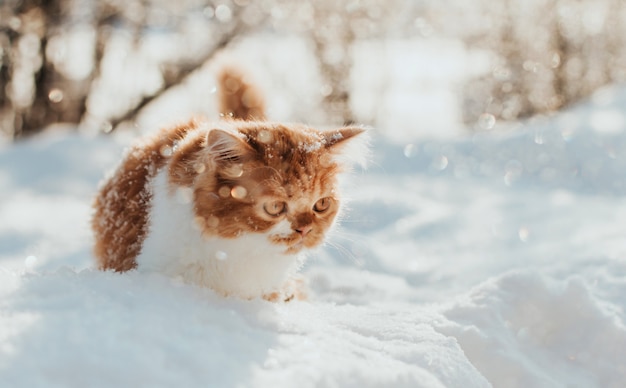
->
<box><xmin>2</xmin><ymin>64</ymin><xmax>626</xmax><ymax>388</ymax></box>
<box><xmin>438</xmin><ymin>271</ymin><xmax>626</xmax><ymax>388</ymax></box>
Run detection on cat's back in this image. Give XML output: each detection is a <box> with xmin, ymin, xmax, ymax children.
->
<box><xmin>92</xmin><ymin>121</ymin><xmax>202</xmax><ymax>271</ymax></box>
<box><xmin>92</xmin><ymin>63</ymin><xmax>263</xmax><ymax>273</ymax></box>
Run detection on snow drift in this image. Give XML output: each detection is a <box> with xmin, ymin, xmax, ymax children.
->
<box><xmin>2</xmin><ymin>85</ymin><xmax>626</xmax><ymax>387</ymax></box>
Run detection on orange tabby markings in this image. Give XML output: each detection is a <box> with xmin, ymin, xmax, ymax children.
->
<box><xmin>92</xmin><ymin>120</ymin><xmax>200</xmax><ymax>272</ymax></box>
<box><xmin>92</xmin><ymin>65</ymin><xmax>367</xmax><ymax>300</ymax></box>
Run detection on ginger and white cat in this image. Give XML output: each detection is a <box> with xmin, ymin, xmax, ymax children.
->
<box><xmin>92</xmin><ymin>66</ymin><xmax>367</xmax><ymax>301</ymax></box>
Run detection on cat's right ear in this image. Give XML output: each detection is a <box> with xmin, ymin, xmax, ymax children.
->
<box><xmin>322</xmin><ymin>126</ymin><xmax>370</xmax><ymax>169</ymax></box>
<box><xmin>206</xmin><ymin>129</ymin><xmax>253</xmax><ymax>163</ymax></box>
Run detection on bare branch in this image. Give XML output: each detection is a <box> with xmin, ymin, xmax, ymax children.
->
<box><xmin>108</xmin><ymin>22</ymin><xmax>250</xmax><ymax>131</ymax></box>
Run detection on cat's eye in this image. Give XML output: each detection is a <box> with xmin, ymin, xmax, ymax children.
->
<box><xmin>264</xmin><ymin>201</ymin><xmax>286</xmax><ymax>216</ymax></box>
<box><xmin>313</xmin><ymin>197</ymin><xmax>332</xmax><ymax>213</ymax></box>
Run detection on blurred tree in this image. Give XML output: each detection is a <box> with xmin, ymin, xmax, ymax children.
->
<box><xmin>1</xmin><ymin>0</ymin><xmax>415</xmax><ymax>140</ymax></box>
<box><xmin>106</xmin><ymin>5</ymin><xmax>257</xmax><ymax>130</ymax></box>
<box><xmin>274</xmin><ymin>0</ymin><xmax>412</xmax><ymax>126</ymax></box>
<box><xmin>0</xmin><ymin>0</ymin><xmax>266</xmax><ymax>140</ymax></box>
<box><xmin>1</xmin><ymin>0</ymin><xmax>61</xmax><ymax>138</ymax></box>
<box><xmin>310</xmin><ymin>2</ymin><xmax>356</xmax><ymax>126</ymax></box>
<box><xmin>2</xmin><ymin>0</ymin><xmax>625</xmax><ymax>140</ymax></box>
<box><xmin>457</xmin><ymin>0</ymin><xmax>626</xmax><ymax>128</ymax></box>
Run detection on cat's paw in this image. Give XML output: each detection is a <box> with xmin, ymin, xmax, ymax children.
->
<box><xmin>264</xmin><ymin>275</ymin><xmax>309</xmax><ymax>303</ymax></box>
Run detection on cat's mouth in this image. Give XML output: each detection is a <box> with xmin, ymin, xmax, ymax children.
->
<box><xmin>269</xmin><ymin>233</ymin><xmax>307</xmax><ymax>253</ymax></box>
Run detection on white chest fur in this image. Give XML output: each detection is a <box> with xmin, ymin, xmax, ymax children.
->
<box><xmin>136</xmin><ymin>170</ymin><xmax>305</xmax><ymax>299</ymax></box>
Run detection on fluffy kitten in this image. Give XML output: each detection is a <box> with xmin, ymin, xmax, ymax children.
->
<box><xmin>92</xmin><ymin>66</ymin><xmax>367</xmax><ymax>301</ymax></box>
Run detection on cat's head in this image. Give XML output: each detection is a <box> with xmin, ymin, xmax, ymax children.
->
<box><xmin>185</xmin><ymin>122</ymin><xmax>367</xmax><ymax>254</ymax></box>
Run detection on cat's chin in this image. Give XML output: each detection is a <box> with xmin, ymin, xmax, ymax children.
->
<box><xmin>284</xmin><ymin>241</ymin><xmax>305</xmax><ymax>255</ymax></box>
<box><xmin>279</xmin><ymin>238</ymin><xmax>323</xmax><ymax>255</ymax></box>
<box><xmin>268</xmin><ymin>233</ymin><xmax>310</xmax><ymax>255</ymax></box>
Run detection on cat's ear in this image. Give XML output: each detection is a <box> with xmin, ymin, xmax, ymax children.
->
<box><xmin>206</xmin><ymin>128</ymin><xmax>254</xmax><ymax>163</ymax></box>
<box><xmin>322</xmin><ymin>126</ymin><xmax>370</xmax><ymax>168</ymax></box>
<box><xmin>322</xmin><ymin>127</ymin><xmax>365</xmax><ymax>147</ymax></box>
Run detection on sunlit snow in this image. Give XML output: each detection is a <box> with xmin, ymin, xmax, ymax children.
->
<box><xmin>2</xmin><ymin>43</ymin><xmax>626</xmax><ymax>388</ymax></box>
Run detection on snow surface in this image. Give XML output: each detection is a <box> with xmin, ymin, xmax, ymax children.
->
<box><xmin>2</xmin><ymin>85</ymin><xmax>626</xmax><ymax>387</ymax></box>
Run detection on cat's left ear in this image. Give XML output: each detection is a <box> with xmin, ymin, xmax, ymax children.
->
<box><xmin>322</xmin><ymin>126</ymin><xmax>370</xmax><ymax>168</ymax></box>
<box><xmin>206</xmin><ymin>128</ymin><xmax>255</xmax><ymax>164</ymax></box>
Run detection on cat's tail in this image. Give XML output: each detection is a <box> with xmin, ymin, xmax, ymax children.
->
<box><xmin>216</xmin><ymin>65</ymin><xmax>266</xmax><ymax>121</ymax></box>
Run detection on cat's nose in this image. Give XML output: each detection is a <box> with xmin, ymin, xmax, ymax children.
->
<box><xmin>295</xmin><ymin>225</ymin><xmax>312</xmax><ymax>237</ymax></box>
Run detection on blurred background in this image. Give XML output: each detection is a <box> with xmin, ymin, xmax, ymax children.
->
<box><xmin>1</xmin><ymin>0</ymin><xmax>626</xmax><ymax>144</ymax></box>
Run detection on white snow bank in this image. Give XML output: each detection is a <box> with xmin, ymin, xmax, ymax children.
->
<box><xmin>2</xmin><ymin>84</ymin><xmax>626</xmax><ymax>387</ymax></box>
<box><xmin>3</xmin><ymin>263</ymin><xmax>624</xmax><ymax>387</ymax></box>
<box><xmin>0</xmin><ymin>131</ymin><xmax>122</xmax><ymax>272</ymax></box>
<box><xmin>0</xmin><ymin>269</ymin><xmax>489</xmax><ymax>388</ymax></box>
<box><xmin>438</xmin><ymin>271</ymin><xmax>626</xmax><ymax>388</ymax></box>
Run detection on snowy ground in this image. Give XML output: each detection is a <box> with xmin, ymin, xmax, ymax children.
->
<box><xmin>2</xmin><ymin>54</ymin><xmax>626</xmax><ymax>387</ymax></box>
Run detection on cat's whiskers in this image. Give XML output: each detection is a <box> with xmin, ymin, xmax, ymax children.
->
<box><xmin>324</xmin><ymin>225</ymin><xmax>373</xmax><ymax>266</ymax></box>
<box><xmin>331</xmin><ymin>228</ymin><xmax>369</xmax><ymax>244</ymax></box>
<box><xmin>323</xmin><ymin>239</ymin><xmax>363</xmax><ymax>267</ymax></box>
